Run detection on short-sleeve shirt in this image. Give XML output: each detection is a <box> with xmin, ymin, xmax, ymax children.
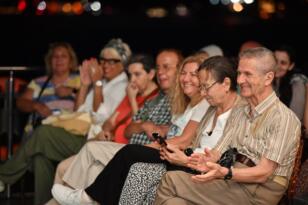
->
<box><xmin>28</xmin><ymin>73</ymin><xmax>80</xmax><ymax>113</ymax></box>
<box><xmin>216</xmin><ymin>92</ymin><xmax>301</xmax><ymax>180</ymax></box>
<box><xmin>129</xmin><ymin>91</ymin><xmax>171</xmax><ymax>145</ymax></box>
<box><xmin>167</xmin><ymin>99</ymin><xmax>209</xmax><ymax>138</ymax></box>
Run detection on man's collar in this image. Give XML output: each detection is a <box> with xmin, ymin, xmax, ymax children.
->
<box><xmin>244</xmin><ymin>92</ymin><xmax>278</xmax><ymax>118</ymax></box>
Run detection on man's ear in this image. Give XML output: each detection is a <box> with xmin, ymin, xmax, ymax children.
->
<box><xmin>265</xmin><ymin>71</ymin><xmax>275</xmax><ymax>86</ymax></box>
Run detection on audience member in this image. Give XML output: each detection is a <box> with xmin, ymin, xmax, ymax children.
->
<box><xmin>16</xmin><ymin>42</ymin><xmax>80</xmax><ymax>141</ymax></box>
<box><xmin>274</xmin><ymin>45</ymin><xmax>308</xmax><ymax>121</ymax></box>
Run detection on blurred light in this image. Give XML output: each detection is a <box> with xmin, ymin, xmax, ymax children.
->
<box><xmin>259</xmin><ymin>0</ymin><xmax>275</xmax><ymax>19</ymax></box>
<box><xmin>146</xmin><ymin>7</ymin><xmax>168</xmax><ymax>18</ymax></box>
<box><xmin>0</xmin><ymin>7</ymin><xmax>18</xmax><ymax>15</ymax></box>
<box><xmin>37</xmin><ymin>1</ymin><xmax>46</xmax><ymax>11</ymax></box>
<box><xmin>221</xmin><ymin>0</ymin><xmax>231</xmax><ymax>5</ymax></box>
<box><xmin>90</xmin><ymin>1</ymin><xmax>101</xmax><ymax>12</ymax></box>
<box><xmin>260</xmin><ymin>1</ymin><xmax>275</xmax><ymax>13</ymax></box>
<box><xmin>233</xmin><ymin>3</ymin><xmax>244</xmax><ymax>12</ymax></box>
<box><xmin>209</xmin><ymin>0</ymin><xmax>219</xmax><ymax>5</ymax></box>
<box><xmin>243</xmin><ymin>0</ymin><xmax>254</xmax><ymax>4</ymax></box>
<box><xmin>231</xmin><ymin>0</ymin><xmax>240</xmax><ymax>3</ymax></box>
<box><xmin>175</xmin><ymin>4</ymin><xmax>189</xmax><ymax>16</ymax></box>
<box><xmin>47</xmin><ymin>1</ymin><xmax>60</xmax><ymax>14</ymax></box>
<box><xmin>17</xmin><ymin>0</ymin><xmax>27</xmax><ymax>12</ymax></box>
<box><xmin>62</xmin><ymin>3</ymin><xmax>72</xmax><ymax>13</ymax></box>
<box><xmin>277</xmin><ymin>2</ymin><xmax>285</xmax><ymax>11</ymax></box>
<box><xmin>72</xmin><ymin>2</ymin><xmax>83</xmax><ymax>15</ymax></box>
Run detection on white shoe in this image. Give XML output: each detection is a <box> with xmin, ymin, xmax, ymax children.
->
<box><xmin>0</xmin><ymin>180</ymin><xmax>5</xmax><ymax>192</ymax></box>
<box><xmin>51</xmin><ymin>184</ymin><xmax>95</xmax><ymax>205</ymax></box>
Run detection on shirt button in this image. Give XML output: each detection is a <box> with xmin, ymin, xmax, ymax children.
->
<box><xmin>245</xmin><ymin>135</ymin><xmax>248</xmax><ymax>138</ymax></box>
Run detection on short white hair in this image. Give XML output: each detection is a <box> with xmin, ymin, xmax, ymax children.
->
<box><xmin>200</xmin><ymin>44</ymin><xmax>224</xmax><ymax>57</ymax></box>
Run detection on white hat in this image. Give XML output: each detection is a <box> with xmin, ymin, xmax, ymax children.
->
<box><xmin>200</xmin><ymin>44</ymin><xmax>224</xmax><ymax>57</ymax></box>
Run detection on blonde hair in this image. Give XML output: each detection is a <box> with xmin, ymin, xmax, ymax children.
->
<box><xmin>169</xmin><ymin>55</ymin><xmax>204</xmax><ymax>116</ymax></box>
<box><xmin>44</xmin><ymin>42</ymin><xmax>78</xmax><ymax>74</ymax></box>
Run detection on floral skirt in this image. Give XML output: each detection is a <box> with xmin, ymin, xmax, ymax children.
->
<box><xmin>119</xmin><ymin>162</ymin><xmax>167</xmax><ymax>205</ymax></box>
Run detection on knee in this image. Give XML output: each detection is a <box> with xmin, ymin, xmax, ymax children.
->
<box><xmin>84</xmin><ymin>141</ymin><xmax>97</xmax><ymax>154</ymax></box>
<box><xmin>56</xmin><ymin>160</ymin><xmax>68</xmax><ymax>177</ymax></box>
<box><xmin>32</xmin><ymin>125</ymin><xmax>53</xmax><ymax>142</ymax></box>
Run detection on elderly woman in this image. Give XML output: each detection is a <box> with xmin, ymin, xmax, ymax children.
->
<box><xmin>0</xmin><ymin>38</ymin><xmax>131</xmax><ymax>205</ymax></box>
<box><xmin>17</xmin><ymin>42</ymin><xmax>80</xmax><ymax>140</ymax></box>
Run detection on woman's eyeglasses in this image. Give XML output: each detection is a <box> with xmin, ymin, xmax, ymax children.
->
<box><xmin>199</xmin><ymin>81</ymin><xmax>217</xmax><ymax>92</ymax></box>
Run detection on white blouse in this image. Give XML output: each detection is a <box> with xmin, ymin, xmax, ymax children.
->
<box><xmin>194</xmin><ymin>108</ymin><xmax>231</xmax><ymax>153</ymax></box>
<box><xmin>77</xmin><ymin>72</ymin><xmax>128</xmax><ymax>139</ymax></box>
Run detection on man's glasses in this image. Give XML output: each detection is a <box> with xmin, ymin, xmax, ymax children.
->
<box><xmin>199</xmin><ymin>81</ymin><xmax>217</xmax><ymax>92</ymax></box>
<box><xmin>99</xmin><ymin>57</ymin><xmax>121</xmax><ymax>65</ymax></box>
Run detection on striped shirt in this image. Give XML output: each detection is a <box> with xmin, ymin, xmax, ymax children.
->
<box><xmin>28</xmin><ymin>74</ymin><xmax>80</xmax><ymax>113</ymax></box>
<box><xmin>215</xmin><ymin>92</ymin><xmax>301</xmax><ymax>180</ymax></box>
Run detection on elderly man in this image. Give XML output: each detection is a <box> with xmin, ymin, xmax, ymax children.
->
<box><xmin>154</xmin><ymin>47</ymin><xmax>301</xmax><ymax>205</ymax></box>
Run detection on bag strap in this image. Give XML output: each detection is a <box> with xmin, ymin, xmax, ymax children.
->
<box><xmin>31</xmin><ymin>75</ymin><xmax>52</xmax><ymax>126</ymax></box>
<box><xmin>36</xmin><ymin>75</ymin><xmax>52</xmax><ymax>102</ymax></box>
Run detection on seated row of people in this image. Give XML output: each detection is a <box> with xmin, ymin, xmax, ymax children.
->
<box><xmin>0</xmin><ymin>39</ymin><xmax>306</xmax><ymax>205</ymax></box>
<box><xmin>51</xmin><ymin>48</ymin><xmax>300</xmax><ymax>205</ymax></box>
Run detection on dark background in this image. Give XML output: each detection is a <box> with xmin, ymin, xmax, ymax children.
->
<box><xmin>0</xmin><ymin>0</ymin><xmax>308</xmax><ymax>77</ymax></box>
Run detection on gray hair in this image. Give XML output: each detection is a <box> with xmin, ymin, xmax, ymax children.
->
<box><xmin>239</xmin><ymin>47</ymin><xmax>277</xmax><ymax>73</ymax></box>
<box><xmin>101</xmin><ymin>38</ymin><xmax>132</xmax><ymax>65</ymax></box>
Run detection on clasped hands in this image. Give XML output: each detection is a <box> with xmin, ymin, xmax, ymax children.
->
<box><xmin>79</xmin><ymin>58</ymin><xmax>103</xmax><ymax>86</ymax></box>
<box><xmin>188</xmin><ymin>148</ymin><xmax>230</xmax><ymax>183</ymax></box>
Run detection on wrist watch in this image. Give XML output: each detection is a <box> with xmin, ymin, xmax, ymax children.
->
<box><xmin>95</xmin><ymin>80</ymin><xmax>103</xmax><ymax>87</ymax></box>
<box><xmin>224</xmin><ymin>167</ymin><xmax>233</xmax><ymax>180</ymax></box>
